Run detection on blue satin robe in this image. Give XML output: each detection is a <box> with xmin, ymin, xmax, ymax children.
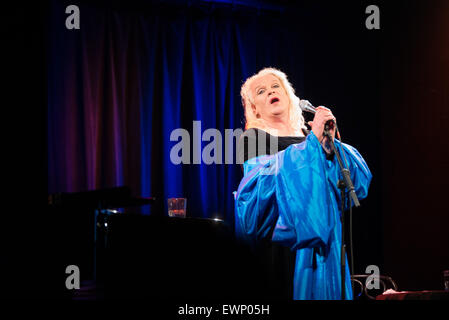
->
<box><xmin>234</xmin><ymin>131</ymin><xmax>372</xmax><ymax>300</ymax></box>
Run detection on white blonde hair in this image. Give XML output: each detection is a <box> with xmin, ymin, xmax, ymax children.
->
<box><xmin>240</xmin><ymin>67</ymin><xmax>306</xmax><ymax>136</ymax></box>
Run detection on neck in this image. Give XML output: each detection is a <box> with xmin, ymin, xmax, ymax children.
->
<box><xmin>265</xmin><ymin>115</ymin><xmax>297</xmax><ymax>136</ymax></box>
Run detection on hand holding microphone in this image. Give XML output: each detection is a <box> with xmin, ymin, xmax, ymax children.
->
<box><xmin>299</xmin><ymin>100</ymin><xmax>337</xmax><ymax>143</ymax></box>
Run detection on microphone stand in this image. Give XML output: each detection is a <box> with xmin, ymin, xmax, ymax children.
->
<box><xmin>322</xmin><ymin>121</ymin><xmax>360</xmax><ymax>300</ymax></box>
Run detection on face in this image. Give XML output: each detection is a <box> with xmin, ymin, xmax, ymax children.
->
<box><xmin>250</xmin><ymin>74</ymin><xmax>289</xmax><ymax>121</ymax></box>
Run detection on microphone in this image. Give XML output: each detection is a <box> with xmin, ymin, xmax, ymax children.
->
<box><xmin>299</xmin><ymin>99</ymin><xmax>317</xmax><ymax>114</ymax></box>
<box><xmin>299</xmin><ymin>99</ymin><xmax>337</xmax><ymax>133</ymax></box>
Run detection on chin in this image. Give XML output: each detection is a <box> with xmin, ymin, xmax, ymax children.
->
<box><xmin>271</xmin><ymin>108</ymin><xmax>287</xmax><ymax>117</ymax></box>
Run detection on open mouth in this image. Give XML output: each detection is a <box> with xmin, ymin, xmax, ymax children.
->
<box><xmin>270</xmin><ymin>97</ymin><xmax>280</xmax><ymax>104</ymax></box>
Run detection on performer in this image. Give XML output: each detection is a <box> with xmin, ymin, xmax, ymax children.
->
<box><xmin>234</xmin><ymin>67</ymin><xmax>372</xmax><ymax>300</ymax></box>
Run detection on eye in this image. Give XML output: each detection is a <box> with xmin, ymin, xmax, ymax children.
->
<box><xmin>272</xmin><ymin>84</ymin><xmax>280</xmax><ymax>88</ymax></box>
<box><xmin>257</xmin><ymin>88</ymin><xmax>265</xmax><ymax>95</ymax></box>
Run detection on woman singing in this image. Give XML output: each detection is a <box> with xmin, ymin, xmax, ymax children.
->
<box><xmin>234</xmin><ymin>67</ymin><xmax>372</xmax><ymax>300</ymax></box>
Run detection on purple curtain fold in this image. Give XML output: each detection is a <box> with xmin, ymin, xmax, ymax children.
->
<box><xmin>47</xmin><ymin>0</ymin><xmax>304</xmax><ymax>224</ymax></box>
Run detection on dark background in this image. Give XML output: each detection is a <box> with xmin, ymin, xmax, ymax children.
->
<box><xmin>1</xmin><ymin>0</ymin><xmax>448</xmax><ymax>299</ymax></box>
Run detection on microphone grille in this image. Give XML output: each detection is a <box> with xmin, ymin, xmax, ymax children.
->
<box><xmin>299</xmin><ymin>99</ymin><xmax>315</xmax><ymax>113</ymax></box>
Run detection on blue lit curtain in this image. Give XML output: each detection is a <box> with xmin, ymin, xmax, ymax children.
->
<box><xmin>47</xmin><ymin>0</ymin><xmax>304</xmax><ymax>227</ymax></box>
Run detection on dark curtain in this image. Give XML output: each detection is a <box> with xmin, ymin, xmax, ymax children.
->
<box><xmin>47</xmin><ymin>0</ymin><xmax>304</xmax><ymax>226</ymax></box>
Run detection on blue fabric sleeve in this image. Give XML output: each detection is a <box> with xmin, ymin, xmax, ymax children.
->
<box><xmin>235</xmin><ymin>132</ymin><xmax>372</xmax><ymax>251</ymax></box>
<box><xmin>326</xmin><ymin>140</ymin><xmax>372</xmax><ymax>210</ymax></box>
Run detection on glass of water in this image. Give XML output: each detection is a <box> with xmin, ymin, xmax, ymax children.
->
<box><xmin>167</xmin><ymin>198</ymin><xmax>187</xmax><ymax>218</ymax></box>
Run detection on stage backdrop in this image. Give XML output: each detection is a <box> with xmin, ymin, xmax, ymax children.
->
<box><xmin>42</xmin><ymin>0</ymin><xmax>449</xmax><ymax>293</ymax></box>
<box><xmin>47</xmin><ymin>0</ymin><xmax>304</xmax><ymax>227</ymax></box>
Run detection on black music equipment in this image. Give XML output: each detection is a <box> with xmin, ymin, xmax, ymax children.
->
<box><xmin>48</xmin><ymin>186</ymin><xmax>155</xmax><ymax>209</ymax></box>
<box><xmin>47</xmin><ymin>186</ymin><xmax>155</xmax><ymax>284</ymax></box>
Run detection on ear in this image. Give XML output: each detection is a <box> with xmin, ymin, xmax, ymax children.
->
<box><xmin>251</xmin><ymin>103</ymin><xmax>257</xmax><ymax>115</ymax></box>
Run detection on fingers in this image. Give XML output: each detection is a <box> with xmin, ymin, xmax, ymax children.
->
<box><xmin>314</xmin><ymin>112</ymin><xmax>336</xmax><ymax>122</ymax></box>
<box><xmin>314</xmin><ymin>106</ymin><xmax>336</xmax><ymax>122</ymax></box>
<box><xmin>316</xmin><ymin>105</ymin><xmax>330</xmax><ymax>111</ymax></box>
<box><xmin>322</xmin><ymin>114</ymin><xmax>336</xmax><ymax>121</ymax></box>
<box><xmin>310</xmin><ymin>106</ymin><xmax>337</xmax><ymax>142</ymax></box>
<box><xmin>315</xmin><ymin>107</ymin><xmax>333</xmax><ymax>116</ymax></box>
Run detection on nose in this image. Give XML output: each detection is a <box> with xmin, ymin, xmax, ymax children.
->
<box><xmin>268</xmin><ymin>90</ymin><xmax>276</xmax><ymax>96</ymax></box>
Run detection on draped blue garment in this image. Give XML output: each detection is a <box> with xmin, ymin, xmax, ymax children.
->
<box><xmin>234</xmin><ymin>131</ymin><xmax>372</xmax><ymax>300</ymax></box>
